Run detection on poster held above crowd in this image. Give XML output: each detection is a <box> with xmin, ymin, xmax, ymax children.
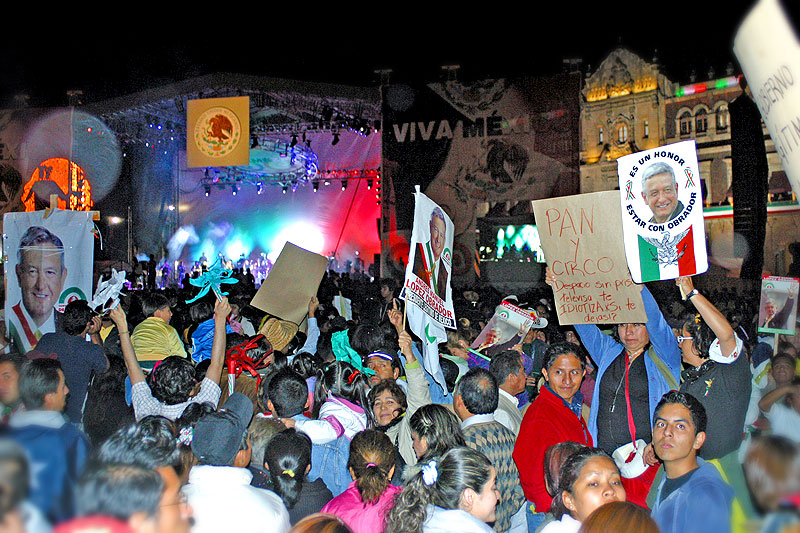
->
<box><xmin>471</xmin><ymin>299</ymin><xmax>546</xmax><ymax>359</ymax></box>
<box><xmin>615</xmin><ymin>140</ymin><xmax>709</xmax><ymax>283</ymax></box>
<box><xmin>532</xmin><ymin>191</ymin><xmax>646</xmax><ymax>326</ymax></box>
<box><xmin>401</xmin><ymin>187</ymin><xmax>456</xmax><ymax>393</ymax></box>
<box><xmin>757</xmin><ymin>276</ymin><xmax>799</xmax><ymax>335</ymax></box>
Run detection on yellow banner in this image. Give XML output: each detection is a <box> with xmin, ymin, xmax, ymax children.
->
<box><xmin>186</xmin><ymin>96</ymin><xmax>250</xmax><ymax>168</ymax></box>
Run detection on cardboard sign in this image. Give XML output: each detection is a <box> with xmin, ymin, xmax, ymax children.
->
<box><xmin>616</xmin><ymin>140</ymin><xmax>708</xmax><ymax>283</ymax></box>
<box><xmin>735</xmin><ymin>0</ymin><xmax>800</xmax><ymax>198</ymax></box>
<box><xmin>757</xmin><ymin>276</ymin><xmax>798</xmax><ymax>335</ymax></box>
<box><xmin>186</xmin><ymin>96</ymin><xmax>250</xmax><ymax>168</ymax></box>
<box><xmin>532</xmin><ymin>191</ymin><xmax>645</xmax><ymax>325</ymax></box>
<box><xmin>471</xmin><ymin>300</ymin><xmax>546</xmax><ymax>357</ymax></box>
<box><xmin>4</xmin><ymin>210</ymin><xmax>95</xmax><ymax>353</ymax></box>
<box><xmin>249</xmin><ymin>242</ymin><xmax>327</xmax><ymax>324</ymax></box>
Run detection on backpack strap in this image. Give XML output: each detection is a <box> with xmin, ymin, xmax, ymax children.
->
<box><xmin>647</xmin><ymin>346</ymin><xmax>679</xmax><ymax>390</ymax></box>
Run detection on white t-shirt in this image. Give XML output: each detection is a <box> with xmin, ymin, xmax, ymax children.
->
<box><xmin>766</xmin><ymin>403</ymin><xmax>800</xmax><ymax>443</ymax></box>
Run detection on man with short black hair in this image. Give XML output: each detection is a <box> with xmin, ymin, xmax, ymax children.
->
<box><xmin>4</xmin><ymin>358</ymin><xmax>90</xmax><ymax>522</ymax></box>
<box><xmin>0</xmin><ymin>353</ymin><xmax>28</xmax><ymax>422</ymax></box>
<box><xmin>650</xmin><ymin>391</ymin><xmax>733</xmax><ymax>533</ymax></box>
<box><xmin>489</xmin><ymin>350</ymin><xmax>527</xmax><ymax>435</ymax></box>
<box><xmin>455</xmin><ymin>367</ymin><xmax>525</xmax><ymax>532</ymax></box>
<box><xmin>33</xmin><ymin>299</ymin><xmax>108</xmax><ymax>424</ymax></box>
<box><xmin>184</xmin><ymin>393</ymin><xmax>290</xmax><ymax>533</ymax></box>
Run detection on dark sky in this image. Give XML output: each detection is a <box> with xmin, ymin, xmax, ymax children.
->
<box><xmin>2</xmin><ymin>2</ymin><xmax>798</xmax><ymax>108</ymax></box>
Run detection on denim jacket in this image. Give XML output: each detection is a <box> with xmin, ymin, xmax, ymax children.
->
<box><xmin>292</xmin><ymin>413</ymin><xmax>351</xmax><ymax>497</ymax></box>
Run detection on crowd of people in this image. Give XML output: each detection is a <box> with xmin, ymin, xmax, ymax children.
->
<box><xmin>0</xmin><ymin>265</ymin><xmax>798</xmax><ymax>533</ymax></box>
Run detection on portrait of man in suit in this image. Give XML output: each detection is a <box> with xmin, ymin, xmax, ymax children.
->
<box><xmin>412</xmin><ymin>207</ymin><xmax>449</xmax><ymax>299</ymax></box>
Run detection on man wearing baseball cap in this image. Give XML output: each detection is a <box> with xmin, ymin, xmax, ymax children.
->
<box><xmin>183</xmin><ymin>393</ymin><xmax>290</xmax><ymax>533</ymax></box>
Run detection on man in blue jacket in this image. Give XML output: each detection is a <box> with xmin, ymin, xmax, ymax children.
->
<box><xmin>650</xmin><ymin>391</ymin><xmax>733</xmax><ymax>533</ymax></box>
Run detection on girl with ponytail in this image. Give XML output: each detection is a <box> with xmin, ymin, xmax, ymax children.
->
<box><xmin>265</xmin><ymin>429</ymin><xmax>332</xmax><ymax>525</ymax></box>
<box><xmin>321</xmin><ymin>429</ymin><xmax>402</xmax><ymax>533</ymax></box>
<box><xmin>386</xmin><ymin>446</ymin><xmax>499</xmax><ymax>533</ymax></box>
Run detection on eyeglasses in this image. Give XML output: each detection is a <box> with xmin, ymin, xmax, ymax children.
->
<box><xmin>677</xmin><ymin>336</ymin><xmax>693</xmax><ymax>343</ymax></box>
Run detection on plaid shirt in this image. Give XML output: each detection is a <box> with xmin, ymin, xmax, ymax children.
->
<box><xmin>132</xmin><ymin>377</ymin><xmax>221</xmax><ymax>421</ymax></box>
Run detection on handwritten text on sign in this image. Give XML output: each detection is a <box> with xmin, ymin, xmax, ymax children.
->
<box><xmin>532</xmin><ymin>191</ymin><xmax>646</xmax><ymax>325</ymax></box>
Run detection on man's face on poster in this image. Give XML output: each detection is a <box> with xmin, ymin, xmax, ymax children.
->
<box><xmin>642</xmin><ymin>172</ymin><xmax>679</xmax><ymax>223</ymax></box>
<box><xmin>430</xmin><ymin>215</ymin><xmax>446</xmax><ymax>263</ymax></box>
<box><xmin>15</xmin><ymin>243</ymin><xmax>67</xmax><ymax>326</ymax></box>
<box><xmin>764</xmin><ymin>300</ymin><xmax>777</xmax><ymax>318</ymax></box>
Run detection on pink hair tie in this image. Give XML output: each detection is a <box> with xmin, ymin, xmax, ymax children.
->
<box><xmin>366</xmin><ymin>463</ymin><xmax>376</xmax><ymax>468</ymax></box>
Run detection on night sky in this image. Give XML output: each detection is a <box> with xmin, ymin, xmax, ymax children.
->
<box><xmin>3</xmin><ymin>2</ymin><xmax>798</xmax><ymax>109</ymax></box>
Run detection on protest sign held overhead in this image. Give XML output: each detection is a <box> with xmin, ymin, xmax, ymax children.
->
<box><xmin>401</xmin><ymin>187</ymin><xmax>455</xmax><ymax>393</ymax></box>
<box><xmin>757</xmin><ymin>276</ymin><xmax>799</xmax><ymax>335</ymax></box>
<box><xmin>616</xmin><ymin>140</ymin><xmax>708</xmax><ymax>283</ymax></box>
<box><xmin>471</xmin><ymin>300</ymin><xmax>547</xmax><ymax>359</ymax></box>
<box><xmin>532</xmin><ymin>191</ymin><xmax>645</xmax><ymax>325</ymax></box>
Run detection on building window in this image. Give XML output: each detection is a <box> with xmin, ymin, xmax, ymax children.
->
<box><xmin>598</xmin><ymin>127</ymin><xmax>604</xmax><ymax>145</ymax></box>
<box><xmin>696</xmin><ymin>109</ymin><xmax>708</xmax><ymax>135</ymax></box>
<box><xmin>617</xmin><ymin>123</ymin><xmax>628</xmax><ymax>144</ymax></box>
<box><xmin>644</xmin><ymin>120</ymin><xmax>650</xmax><ymax>138</ymax></box>
<box><xmin>679</xmin><ymin>112</ymin><xmax>692</xmax><ymax>136</ymax></box>
<box><xmin>716</xmin><ymin>105</ymin><xmax>729</xmax><ymax>131</ymax></box>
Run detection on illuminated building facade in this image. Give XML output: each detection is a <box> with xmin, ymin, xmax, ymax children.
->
<box><xmin>580</xmin><ymin>48</ymin><xmax>799</xmax><ymax>276</ymax></box>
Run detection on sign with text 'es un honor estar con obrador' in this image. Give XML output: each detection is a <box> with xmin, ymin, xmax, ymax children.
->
<box><xmin>616</xmin><ymin>140</ymin><xmax>708</xmax><ymax>283</ymax></box>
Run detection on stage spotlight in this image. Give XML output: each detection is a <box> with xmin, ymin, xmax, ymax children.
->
<box><xmin>290</xmin><ymin>134</ymin><xmax>298</xmax><ymax>148</ymax></box>
<box><xmin>313</xmin><ymin>181</ymin><xmax>319</xmax><ymax>192</ymax></box>
<box><xmin>324</xmin><ymin>180</ymin><xmax>330</xmax><ymax>186</ymax></box>
<box><xmin>332</xmin><ymin>132</ymin><xmax>340</xmax><ymax>146</ymax></box>
<box><xmin>341</xmin><ymin>179</ymin><xmax>347</xmax><ymax>191</ymax></box>
<box><xmin>367</xmin><ymin>179</ymin><xmax>373</xmax><ymax>190</ymax></box>
<box><xmin>257</xmin><ymin>182</ymin><xmax>263</xmax><ymax>195</ymax></box>
<box><xmin>282</xmin><ymin>185</ymin><xmax>288</xmax><ymax>194</ymax></box>
<box><xmin>251</xmin><ymin>136</ymin><xmax>259</xmax><ymax>148</ymax></box>
<box><xmin>204</xmin><ymin>185</ymin><xmax>211</xmax><ymax>197</ymax></box>
<box><xmin>232</xmin><ymin>185</ymin><xmax>238</xmax><ymax>196</ymax></box>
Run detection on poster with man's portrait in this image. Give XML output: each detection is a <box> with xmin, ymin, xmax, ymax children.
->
<box><xmin>401</xmin><ymin>191</ymin><xmax>456</xmax><ymax>329</ymax></box>
<box><xmin>758</xmin><ymin>276</ymin><xmax>799</xmax><ymax>335</ymax></box>
<box><xmin>616</xmin><ymin>140</ymin><xmax>708</xmax><ymax>283</ymax></box>
<box><xmin>3</xmin><ymin>210</ymin><xmax>95</xmax><ymax>353</ymax></box>
<box><xmin>471</xmin><ymin>300</ymin><xmax>547</xmax><ymax>358</ymax></box>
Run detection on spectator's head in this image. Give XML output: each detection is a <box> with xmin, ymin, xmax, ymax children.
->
<box><xmin>266</xmin><ymin>368</ymin><xmax>309</xmax><ymax>418</ymax></box>
<box><xmin>542</xmin><ymin>343</ymin><xmax>587</xmax><ymax>404</ymax></box>
<box><xmin>291</xmin><ymin>352</ymin><xmax>323</xmax><ymax>380</ymax></box>
<box><xmin>314</xmin><ymin>361</ymin><xmax>372</xmax><ymax>424</ymax></box>
<box><xmin>63</xmin><ymin>300</ymin><xmax>94</xmax><ymax>336</ymax></box>
<box><xmin>192</xmin><ymin>393</ymin><xmax>253</xmax><ymax>467</ymax></box>
<box><xmin>653</xmin><ymin>391</ymin><xmax>707</xmax><ymax>464</ymax></box>
<box><xmin>489</xmin><ymin>350</ymin><xmax>526</xmax><ymax>396</ymax></box>
<box><xmin>174</xmin><ymin>403</ymin><xmax>215</xmax><ymax>481</ymax></box>
<box><xmin>0</xmin><ymin>439</ymin><xmax>29</xmax><ymax>526</ymax></box>
<box><xmin>543</xmin><ymin>441</ymin><xmax>586</xmax><ymax>497</ymax></box>
<box><xmin>0</xmin><ymin>353</ymin><xmax>27</xmax><ymax>408</ymax></box>
<box><xmin>98</xmin><ymin>421</ymin><xmax>181</xmax><ymax>470</ymax></box>
<box><xmin>409</xmin><ymin>404</ymin><xmax>465</xmax><ymax>462</ymax></box>
<box><xmin>15</xmin><ymin>226</ymin><xmax>67</xmax><ymax>327</ymax></box>
<box><xmin>264</xmin><ymin>429</ymin><xmax>313</xmax><ymax>510</ymax></box>
<box><xmin>379</xmin><ymin>278</ymin><xmax>397</xmax><ymax>302</ymax></box>
<box><xmin>348</xmin><ymin>429</ymin><xmax>397</xmax><ymax>504</ymax></box>
<box><xmin>247</xmin><ymin>417</ymin><xmax>284</xmax><ymax>473</ymax></box>
<box><xmin>440</xmin><ymin>357</ymin><xmax>459</xmax><ymax>394</ymax></box>
<box><xmin>368</xmin><ymin>379</ymin><xmax>407</xmax><ymax>427</ymax></box>
<box><xmin>290</xmin><ymin>514</ymin><xmax>350</xmax><ymax>533</ymax></box>
<box><xmin>140</xmin><ymin>292</ymin><xmax>172</xmax><ymax>323</ymax></box>
<box><xmin>188</xmin><ymin>301</ymin><xmax>213</xmax><ymax>323</ymax></box>
<box><xmin>75</xmin><ymin>462</ymin><xmax>191</xmax><ymax>533</ymax></box>
<box><xmin>364</xmin><ymin>349</ymin><xmax>402</xmax><ymax>387</ymax></box>
<box><xmin>149</xmin><ymin>356</ymin><xmax>196</xmax><ymax>406</ymax></box>
<box><xmin>580</xmin><ymin>501</ymin><xmax>659</xmax><ymax>533</ymax></box>
<box><xmin>550</xmin><ymin>447</ymin><xmax>625</xmax><ymax>522</ymax></box>
<box><xmin>454</xmin><ymin>367</ymin><xmax>498</xmax><ymax>420</ymax></box>
<box><xmin>744</xmin><ymin>435</ymin><xmax>800</xmax><ymax>512</ymax></box>
<box><xmin>770</xmin><ymin>353</ymin><xmax>796</xmax><ymax>387</ymax></box>
<box><xmin>679</xmin><ymin>312</ymin><xmax>718</xmax><ymax>366</ymax></box>
<box><xmin>613</xmin><ymin>323</ymin><xmax>650</xmax><ymax>354</ymax></box>
<box><xmin>18</xmin><ymin>358</ymin><xmax>68</xmax><ymax>412</ymax></box>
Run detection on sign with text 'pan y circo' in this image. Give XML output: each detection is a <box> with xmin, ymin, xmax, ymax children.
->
<box><xmin>616</xmin><ymin>140</ymin><xmax>708</xmax><ymax>283</ymax></box>
<box><xmin>532</xmin><ymin>191</ymin><xmax>645</xmax><ymax>326</ymax></box>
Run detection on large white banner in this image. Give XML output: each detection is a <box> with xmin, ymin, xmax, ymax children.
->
<box><xmin>401</xmin><ymin>189</ymin><xmax>455</xmax><ymax>393</ymax></box>
<box><xmin>734</xmin><ymin>0</ymin><xmax>800</xmax><ymax>197</ymax></box>
<box><xmin>4</xmin><ymin>210</ymin><xmax>95</xmax><ymax>353</ymax></box>
<box><xmin>616</xmin><ymin>140</ymin><xmax>708</xmax><ymax>283</ymax></box>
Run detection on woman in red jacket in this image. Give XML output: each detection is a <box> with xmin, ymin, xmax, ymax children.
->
<box><xmin>513</xmin><ymin>342</ymin><xmax>593</xmax><ymax>531</ymax></box>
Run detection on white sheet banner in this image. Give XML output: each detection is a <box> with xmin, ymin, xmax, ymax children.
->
<box><xmin>734</xmin><ymin>0</ymin><xmax>800</xmax><ymax>197</ymax></box>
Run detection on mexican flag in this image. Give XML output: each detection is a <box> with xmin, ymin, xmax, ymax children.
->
<box><xmin>633</xmin><ymin>224</ymin><xmax>706</xmax><ymax>282</ymax></box>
